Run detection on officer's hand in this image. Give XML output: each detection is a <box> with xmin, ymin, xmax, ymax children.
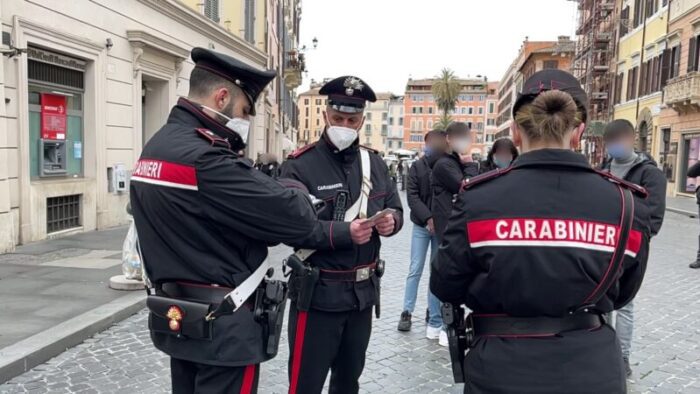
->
<box><xmin>426</xmin><ymin>218</ymin><xmax>435</xmax><ymax>235</ymax></box>
<box><xmin>375</xmin><ymin>214</ymin><xmax>396</xmax><ymax>236</ymax></box>
<box><xmin>350</xmin><ymin>219</ymin><xmax>373</xmax><ymax>245</ymax></box>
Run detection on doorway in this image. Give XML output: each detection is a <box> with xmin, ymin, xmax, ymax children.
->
<box><xmin>141</xmin><ymin>75</ymin><xmax>169</xmax><ymax>146</ymax></box>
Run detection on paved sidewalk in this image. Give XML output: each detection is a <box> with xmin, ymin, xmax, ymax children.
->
<box><xmin>0</xmin><ymin>226</ymin><xmax>130</xmax><ymax>349</ymax></box>
<box><xmin>666</xmin><ymin>195</ymin><xmax>697</xmax><ymax>217</ymax></box>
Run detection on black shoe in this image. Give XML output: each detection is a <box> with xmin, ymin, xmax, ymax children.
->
<box><xmin>623</xmin><ymin>357</ymin><xmax>632</xmax><ymax>378</ymax></box>
<box><xmin>690</xmin><ymin>261</ymin><xmax>700</xmax><ymax>269</ymax></box>
<box><xmin>398</xmin><ymin>311</ymin><xmax>412</xmax><ymax>332</ymax></box>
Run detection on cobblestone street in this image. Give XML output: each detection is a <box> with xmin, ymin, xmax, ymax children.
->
<box><xmin>2</xmin><ymin>199</ymin><xmax>700</xmax><ymax>393</ymax></box>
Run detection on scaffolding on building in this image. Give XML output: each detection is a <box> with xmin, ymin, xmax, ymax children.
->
<box><xmin>570</xmin><ymin>0</ymin><xmax>618</xmax><ymax>164</ymax></box>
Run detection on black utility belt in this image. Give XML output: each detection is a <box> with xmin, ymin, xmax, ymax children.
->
<box><xmin>146</xmin><ymin>280</ymin><xmax>288</xmax><ymax>357</ymax></box>
<box><xmin>318</xmin><ymin>261</ymin><xmax>383</xmax><ymax>282</ymax></box>
<box><xmin>470</xmin><ymin>313</ymin><xmax>603</xmax><ymax>338</ymax></box>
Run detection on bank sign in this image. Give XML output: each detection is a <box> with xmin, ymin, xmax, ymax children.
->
<box><xmin>40</xmin><ymin>93</ymin><xmax>67</xmax><ymax>140</ymax></box>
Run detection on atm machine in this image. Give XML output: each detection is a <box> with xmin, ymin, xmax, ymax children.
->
<box><xmin>39</xmin><ymin>139</ymin><xmax>67</xmax><ymax>176</ymax></box>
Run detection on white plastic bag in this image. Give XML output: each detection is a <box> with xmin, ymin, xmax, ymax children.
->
<box><xmin>121</xmin><ymin>220</ymin><xmax>143</xmax><ymax>280</ymax></box>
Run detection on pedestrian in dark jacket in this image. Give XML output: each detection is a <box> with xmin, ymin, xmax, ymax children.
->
<box><xmin>398</xmin><ymin>130</ymin><xmax>448</xmax><ymax>336</ymax></box>
<box><xmin>431</xmin><ymin>122</ymin><xmax>479</xmax><ymax>241</ymax></box>
<box><xmin>600</xmin><ymin>118</ymin><xmax>667</xmax><ymax>378</ymax></box>
<box><xmin>480</xmin><ymin>137</ymin><xmax>519</xmax><ymax>174</ymax></box>
<box><xmin>686</xmin><ymin>160</ymin><xmax>700</xmax><ymax>269</ymax></box>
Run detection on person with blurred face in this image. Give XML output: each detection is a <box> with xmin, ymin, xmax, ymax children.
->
<box><xmin>398</xmin><ymin>130</ymin><xmax>447</xmax><ymax>333</ymax></box>
<box><xmin>601</xmin><ymin>119</ymin><xmax>667</xmax><ymax>378</ymax></box>
<box><xmin>480</xmin><ymin>138</ymin><xmax>519</xmax><ymax>173</ymax></box>
<box><xmin>428</xmin><ymin>122</ymin><xmax>479</xmax><ymax>346</ymax></box>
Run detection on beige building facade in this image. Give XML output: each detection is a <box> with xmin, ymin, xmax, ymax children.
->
<box><xmin>0</xmin><ymin>0</ymin><xmax>281</xmax><ymax>252</ymax></box>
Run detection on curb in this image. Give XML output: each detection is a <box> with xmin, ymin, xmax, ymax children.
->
<box><xmin>667</xmin><ymin>206</ymin><xmax>698</xmax><ymax>218</ymax></box>
<box><xmin>0</xmin><ymin>291</ymin><xmax>145</xmax><ymax>383</ymax></box>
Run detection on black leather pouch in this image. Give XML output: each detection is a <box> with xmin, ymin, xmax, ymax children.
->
<box><xmin>147</xmin><ymin>295</ymin><xmax>213</xmax><ymax>340</ymax></box>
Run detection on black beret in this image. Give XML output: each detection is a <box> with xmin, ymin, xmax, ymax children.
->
<box><xmin>191</xmin><ymin>47</ymin><xmax>276</xmax><ymax>115</ymax></box>
<box><xmin>319</xmin><ymin>76</ymin><xmax>376</xmax><ymax>114</ymax></box>
<box><xmin>513</xmin><ymin>69</ymin><xmax>588</xmax><ymax>123</ymax></box>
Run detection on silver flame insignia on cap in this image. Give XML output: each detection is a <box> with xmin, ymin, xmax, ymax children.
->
<box><xmin>343</xmin><ymin>77</ymin><xmax>364</xmax><ymax>96</ymax></box>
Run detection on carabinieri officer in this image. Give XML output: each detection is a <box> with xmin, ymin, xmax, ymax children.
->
<box><xmin>281</xmin><ymin>76</ymin><xmax>404</xmax><ymax>394</ymax></box>
<box><xmin>130</xmin><ymin>49</ymin><xmax>372</xmax><ymax>394</ymax></box>
<box><xmin>431</xmin><ymin>69</ymin><xmax>652</xmax><ymax>393</ymax></box>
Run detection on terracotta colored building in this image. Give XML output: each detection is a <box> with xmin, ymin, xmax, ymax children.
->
<box><xmin>403</xmin><ymin>78</ymin><xmax>490</xmax><ymax>155</ymax></box>
<box><xmin>496</xmin><ymin>37</ymin><xmax>575</xmax><ymax>138</ymax></box>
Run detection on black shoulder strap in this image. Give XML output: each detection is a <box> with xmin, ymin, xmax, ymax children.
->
<box><xmin>578</xmin><ymin>186</ymin><xmax>634</xmax><ymax>310</ymax></box>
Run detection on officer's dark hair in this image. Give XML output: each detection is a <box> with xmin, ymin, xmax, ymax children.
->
<box><xmin>188</xmin><ymin>67</ymin><xmax>243</xmax><ymax>99</ymax></box>
<box><xmin>514</xmin><ymin>90</ymin><xmax>582</xmax><ymax>144</ymax></box>
<box><xmin>487</xmin><ymin>138</ymin><xmax>519</xmax><ymax>164</ymax></box>
<box><xmin>425</xmin><ymin>129</ymin><xmax>446</xmax><ymax>142</ymax></box>
<box><xmin>445</xmin><ymin>122</ymin><xmax>470</xmax><ymax>136</ymax></box>
<box><xmin>604</xmin><ymin>119</ymin><xmax>635</xmax><ymax>141</ymax></box>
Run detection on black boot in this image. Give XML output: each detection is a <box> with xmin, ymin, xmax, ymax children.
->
<box><xmin>397</xmin><ymin>311</ymin><xmax>412</xmax><ymax>331</ymax></box>
<box><xmin>690</xmin><ymin>261</ymin><xmax>700</xmax><ymax>269</ymax></box>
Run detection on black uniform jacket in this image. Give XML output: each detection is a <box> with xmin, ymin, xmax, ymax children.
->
<box><xmin>601</xmin><ymin>152</ymin><xmax>666</xmax><ymax>236</ymax></box>
<box><xmin>280</xmin><ymin>135</ymin><xmax>404</xmax><ymax>312</ymax></box>
<box><xmin>407</xmin><ymin>156</ymin><xmax>433</xmax><ymax>227</ymax></box>
<box><xmin>431</xmin><ymin>149</ymin><xmax>651</xmax><ymax>393</ymax></box>
<box><xmin>130</xmin><ymin>98</ymin><xmax>351</xmax><ymax>366</ymax></box>
<box><xmin>430</xmin><ymin>152</ymin><xmax>479</xmax><ymax>240</ymax></box>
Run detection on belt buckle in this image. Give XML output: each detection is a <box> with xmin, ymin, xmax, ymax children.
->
<box><xmin>355</xmin><ymin>267</ymin><xmax>370</xmax><ymax>282</ymax></box>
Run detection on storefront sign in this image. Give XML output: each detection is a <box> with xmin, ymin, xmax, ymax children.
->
<box><xmin>41</xmin><ymin>93</ymin><xmax>67</xmax><ymax>140</ymax></box>
<box><xmin>27</xmin><ymin>47</ymin><xmax>87</xmax><ymax>71</ymax></box>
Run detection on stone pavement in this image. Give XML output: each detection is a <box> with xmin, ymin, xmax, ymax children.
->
<box><xmin>2</xmin><ymin>197</ymin><xmax>700</xmax><ymax>393</ymax></box>
<box><xmin>666</xmin><ymin>195</ymin><xmax>698</xmax><ymax>217</ymax></box>
<box><xmin>0</xmin><ymin>226</ymin><xmax>129</xmax><ymax>349</ymax></box>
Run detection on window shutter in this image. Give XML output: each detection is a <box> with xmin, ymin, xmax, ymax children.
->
<box><xmin>689</xmin><ymin>37</ymin><xmax>697</xmax><ymax>73</ymax></box>
<box><xmin>661</xmin><ymin>48</ymin><xmax>671</xmax><ymax>87</ymax></box>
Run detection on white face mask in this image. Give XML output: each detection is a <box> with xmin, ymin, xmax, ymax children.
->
<box><xmin>200</xmin><ymin>105</ymin><xmax>250</xmax><ymax>143</ymax></box>
<box><xmin>452</xmin><ymin>138</ymin><xmax>470</xmax><ymax>154</ymax></box>
<box><xmin>327</xmin><ymin>125</ymin><xmax>359</xmax><ymax>151</ymax></box>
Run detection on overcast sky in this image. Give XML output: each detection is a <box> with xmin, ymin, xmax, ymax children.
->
<box><xmin>297</xmin><ymin>0</ymin><xmax>578</xmax><ymax>94</ymax></box>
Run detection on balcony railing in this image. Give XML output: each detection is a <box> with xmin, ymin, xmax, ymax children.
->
<box><xmin>284</xmin><ymin>50</ymin><xmax>305</xmax><ymax>89</ymax></box>
<box><xmin>664</xmin><ymin>72</ymin><xmax>700</xmax><ymax>113</ymax></box>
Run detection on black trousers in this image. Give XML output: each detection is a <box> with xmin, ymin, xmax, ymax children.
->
<box><xmin>287</xmin><ymin>304</ymin><xmax>373</xmax><ymax>394</ymax></box>
<box><xmin>170</xmin><ymin>357</ymin><xmax>259</xmax><ymax>394</ymax></box>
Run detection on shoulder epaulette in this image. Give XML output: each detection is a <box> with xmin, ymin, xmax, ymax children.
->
<box><xmin>287</xmin><ymin>142</ymin><xmax>316</xmax><ymax>159</ymax></box>
<box><xmin>195</xmin><ymin>128</ymin><xmax>230</xmax><ymax>149</ymax></box>
<box><xmin>460</xmin><ymin>167</ymin><xmax>513</xmax><ymax>192</ymax></box>
<box><xmin>359</xmin><ymin>145</ymin><xmax>379</xmax><ymax>155</ymax></box>
<box><xmin>593</xmin><ymin>168</ymin><xmax>649</xmax><ymax>198</ymax></box>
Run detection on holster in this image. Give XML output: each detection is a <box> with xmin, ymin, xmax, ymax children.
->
<box><xmin>253</xmin><ymin>279</ymin><xmax>288</xmax><ymax>357</ymax></box>
<box><xmin>373</xmin><ymin>259</ymin><xmax>385</xmax><ymax>319</ymax></box>
<box><xmin>442</xmin><ymin>303</ymin><xmax>471</xmax><ymax>383</ymax></box>
<box><xmin>286</xmin><ymin>253</ymin><xmax>319</xmax><ymax>312</ymax></box>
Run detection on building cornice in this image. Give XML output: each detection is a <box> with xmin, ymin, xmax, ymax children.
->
<box><xmin>127</xmin><ymin>30</ymin><xmax>190</xmax><ymax>60</ymax></box>
<box><xmin>136</xmin><ymin>0</ymin><xmax>267</xmax><ymax>67</ymax></box>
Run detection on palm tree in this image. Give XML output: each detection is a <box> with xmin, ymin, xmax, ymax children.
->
<box><xmin>431</xmin><ymin>68</ymin><xmax>461</xmax><ymax>130</ymax></box>
<box><xmin>435</xmin><ymin>113</ymin><xmax>453</xmax><ymax>130</ymax></box>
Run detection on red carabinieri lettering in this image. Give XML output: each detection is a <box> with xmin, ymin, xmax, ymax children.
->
<box><xmin>131</xmin><ymin>159</ymin><xmax>198</xmax><ymax>191</ymax></box>
<box><xmin>467</xmin><ymin>218</ymin><xmax>642</xmax><ymax>257</ymax></box>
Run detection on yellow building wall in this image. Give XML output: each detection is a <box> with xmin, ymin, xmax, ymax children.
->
<box><xmin>182</xmin><ymin>0</ymin><xmax>262</xmax><ymax>51</ymax></box>
<box><xmin>614</xmin><ymin>6</ymin><xmax>668</xmax><ymax>160</ymax></box>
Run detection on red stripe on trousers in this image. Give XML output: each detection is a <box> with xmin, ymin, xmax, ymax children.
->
<box><xmin>289</xmin><ymin>311</ymin><xmax>308</xmax><ymax>394</ymax></box>
<box><xmin>240</xmin><ymin>364</ymin><xmax>256</xmax><ymax>394</ymax></box>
